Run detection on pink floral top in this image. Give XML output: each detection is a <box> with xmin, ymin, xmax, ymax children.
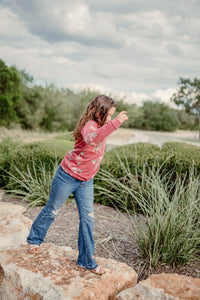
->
<box><xmin>61</xmin><ymin>118</ymin><xmax>121</xmax><ymax>181</ymax></box>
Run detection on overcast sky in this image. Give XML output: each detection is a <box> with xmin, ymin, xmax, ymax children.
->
<box><xmin>0</xmin><ymin>0</ymin><xmax>199</xmax><ymax>106</ymax></box>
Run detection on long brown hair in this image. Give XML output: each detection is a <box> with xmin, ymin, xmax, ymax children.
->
<box><xmin>73</xmin><ymin>95</ymin><xmax>117</xmax><ymax>141</ymax></box>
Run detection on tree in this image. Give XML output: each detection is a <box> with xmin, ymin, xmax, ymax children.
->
<box><xmin>0</xmin><ymin>59</ymin><xmax>21</xmax><ymax>126</ymax></box>
<box><xmin>115</xmin><ymin>100</ymin><xmax>144</xmax><ymax>128</ymax></box>
<box><xmin>171</xmin><ymin>77</ymin><xmax>200</xmax><ymax>139</ymax></box>
<box><xmin>142</xmin><ymin>101</ymin><xmax>180</xmax><ymax>132</ymax></box>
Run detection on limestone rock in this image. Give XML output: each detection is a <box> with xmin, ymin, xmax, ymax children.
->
<box><xmin>141</xmin><ymin>273</ymin><xmax>200</xmax><ymax>300</ymax></box>
<box><xmin>0</xmin><ymin>190</ymin><xmax>4</xmax><ymax>201</ymax></box>
<box><xmin>0</xmin><ymin>201</ymin><xmax>33</xmax><ymax>250</ymax></box>
<box><xmin>116</xmin><ymin>283</ymin><xmax>178</xmax><ymax>299</ymax></box>
<box><xmin>0</xmin><ymin>214</ymin><xmax>32</xmax><ymax>250</ymax></box>
<box><xmin>116</xmin><ymin>273</ymin><xmax>200</xmax><ymax>300</ymax></box>
<box><xmin>0</xmin><ymin>243</ymin><xmax>138</xmax><ymax>300</ymax></box>
<box><xmin>0</xmin><ymin>201</ymin><xmax>27</xmax><ymax>215</ymax></box>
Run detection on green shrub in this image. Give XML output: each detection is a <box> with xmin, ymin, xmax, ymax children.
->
<box><xmin>6</xmin><ymin>158</ymin><xmax>59</xmax><ymax>207</ymax></box>
<box><xmin>95</xmin><ymin>162</ymin><xmax>200</xmax><ymax>267</ymax></box>
<box><xmin>8</xmin><ymin>139</ymin><xmax>74</xmax><ymax>190</ymax></box>
<box><xmin>141</xmin><ymin>101</ymin><xmax>180</xmax><ymax>131</ymax></box>
<box><xmin>94</xmin><ymin>142</ymin><xmax>200</xmax><ymax>207</ymax></box>
<box><xmin>160</xmin><ymin>142</ymin><xmax>200</xmax><ymax>178</ymax></box>
<box><xmin>101</xmin><ymin>143</ymin><xmax>160</xmax><ymax>177</ymax></box>
<box><xmin>0</xmin><ymin>137</ymin><xmax>22</xmax><ymax>187</ymax></box>
<box><xmin>94</xmin><ymin>143</ymin><xmax>160</xmax><ymax>206</ymax></box>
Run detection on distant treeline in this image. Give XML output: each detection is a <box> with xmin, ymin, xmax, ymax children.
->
<box><xmin>0</xmin><ymin>58</ymin><xmax>198</xmax><ymax>132</ymax></box>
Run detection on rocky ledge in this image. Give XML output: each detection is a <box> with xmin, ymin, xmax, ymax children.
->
<box><xmin>0</xmin><ymin>243</ymin><xmax>137</xmax><ymax>299</ymax></box>
<box><xmin>0</xmin><ymin>201</ymin><xmax>137</xmax><ymax>299</ymax></box>
<box><xmin>0</xmin><ymin>200</ymin><xmax>199</xmax><ymax>300</ymax></box>
<box><xmin>116</xmin><ymin>273</ymin><xmax>200</xmax><ymax>300</ymax></box>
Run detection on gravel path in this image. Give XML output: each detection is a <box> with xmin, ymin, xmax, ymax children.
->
<box><xmin>107</xmin><ymin>128</ymin><xmax>200</xmax><ymax>148</ymax></box>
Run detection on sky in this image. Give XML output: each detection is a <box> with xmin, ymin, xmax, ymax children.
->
<box><xmin>0</xmin><ymin>0</ymin><xmax>199</xmax><ymax>107</ymax></box>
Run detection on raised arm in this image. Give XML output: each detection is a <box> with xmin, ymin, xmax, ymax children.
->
<box><xmin>81</xmin><ymin>118</ymin><xmax>121</xmax><ymax>144</ymax></box>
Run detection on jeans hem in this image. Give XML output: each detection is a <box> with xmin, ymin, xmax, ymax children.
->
<box><xmin>77</xmin><ymin>263</ymin><xmax>98</xmax><ymax>270</ymax></box>
<box><xmin>27</xmin><ymin>241</ymin><xmax>40</xmax><ymax>247</ymax></box>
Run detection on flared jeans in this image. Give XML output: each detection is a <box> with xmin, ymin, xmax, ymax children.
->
<box><xmin>27</xmin><ymin>165</ymin><xmax>98</xmax><ymax>270</ymax></box>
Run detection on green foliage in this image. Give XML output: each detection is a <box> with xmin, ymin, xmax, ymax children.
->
<box><xmin>171</xmin><ymin>77</ymin><xmax>200</xmax><ymax>138</ymax></box>
<box><xmin>101</xmin><ymin>143</ymin><xmax>160</xmax><ymax>178</ymax></box>
<box><xmin>0</xmin><ymin>138</ymin><xmax>22</xmax><ymax>186</ymax></box>
<box><xmin>135</xmin><ymin>170</ymin><xmax>200</xmax><ymax>267</ymax></box>
<box><xmin>64</xmin><ymin>88</ymin><xmax>99</xmax><ymax>131</ymax></box>
<box><xmin>1</xmin><ymin>59</ymin><xmax>199</xmax><ymax>132</ymax></box>
<box><xmin>94</xmin><ymin>143</ymin><xmax>160</xmax><ymax>206</ymax></box>
<box><xmin>17</xmin><ymin>80</ymin><xmax>99</xmax><ymax>132</ymax></box>
<box><xmin>171</xmin><ymin>77</ymin><xmax>200</xmax><ymax>113</ymax></box>
<box><xmin>161</xmin><ymin>142</ymin><xmax>200</xmax><ymax>176</ymax></box>
<box><xmin>18</xmin><ymin>69</ymin><xmax>34</xmax><ymax>85</ymax></box>
<box><xmin>8</xmin><ymin>139</ymin><xmax>74</xmax><ymax>190</ymax></box>
<box><xmin>115</xmin><ymin>100</ymin><xmax>144</xmax><ymax>128</ymax></box>
<box><xmin>0</xmin><ymin>59</ymin><xmax>21</xmax><ymax>126</ymax></box>
<box><xmin>94</xmin><ymin>142</ymin><xmax>200</xmax><ymax>207</ymax></box>
<box><xmin>16</xmin><ymin>84</ymin><xmax>44</xmax><ymax>130</ymax></box>
<box><xmin>141</xmin><ymin>101</ymin><xmax>180</xmax><ymax>131</ymax></box>
<box><xmin>95</xmin><ymin>162</ymin><xmax>200</xmax><ymax>267</ymax></box>
<box><xmin>6</xmin><ymin>159</ymin><xmax>59</xmax><ymax>207</ymax></box>
<box><xmin>175</xmin><ymin>110</ymin><xmax>198</xmax><ymax>130</ymax></box>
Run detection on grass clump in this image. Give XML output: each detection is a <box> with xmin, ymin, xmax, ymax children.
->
<box><xmin>8</xmin><ymin>139</ymin><xmax>74</xmax><ymax>190</ymax></box>
<box><xmin>135</xmin><ymin>167</ymin><xmax>200</xmax><ymax>267</ymax></box>
<box><xmin>94</xmin><ymin>142</ymin><xmax>200</xmax><ymax>208</ymax></box>
<box><xmin>5</xmin><ymin>158</ymin><xmax>59</xmax><ymax>207</ymax></box>
<box><xmin>0</xmin><ymin>137</ymin><xmax>22</xmax><ymax>186</ymax></box>
<box><xmin>95</xmin><ymin>154</ymin><xmax>200</xmax><ymax>267</ymax></box>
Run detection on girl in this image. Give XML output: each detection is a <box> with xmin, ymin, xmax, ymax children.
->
<box><xmin>27</xmin><ymin>95</ymin><xmax>128</xmax><ymax>275</ymax></box>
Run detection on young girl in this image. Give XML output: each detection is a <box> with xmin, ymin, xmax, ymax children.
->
<box><xmin>27</xmin><ymin>95</ymin><xmax>128</xmax><ymax>275</ymax></box>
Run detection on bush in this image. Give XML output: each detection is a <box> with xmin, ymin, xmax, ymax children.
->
<box><xmin>161</xmin><ymin>142</ymin><xmax>200</xmax><ymax>177</ymax></box>
<box><xmin>0</xmin><ymin>137</ymin><xmax>22</xmax><ymax>187</ymax></box>
<box><xmin>94</xmin><ymin>142</ymin><xmax>200</xmax><ymax>207</ymax></box>
<box><xmin>8</xmin><ymin>139</ymin><xmax>74</xmax><ymax>190</ymax></box>
<box><xmin>95</xmin><ymin>162</ymin><xmax>200</xmax><ymax>267</ymax></box>
<box><xmin>100</xmin><ymin>143</ymin><xmax>160</xmax><ymax>177</ymax></box>
<box><xmin>94</xmin><ymin>143</ymin><xmax>161</xmax><ymax>206</ymax></box>
<box><xmin>6</xmin><ymin>158</ymin><xmax>59</xmax><ymax>207</ymax></box>
<box><xmin>141</xmin><ymin>101</ymin><xmax>180</xmax><ymax>131</ymax></box>
<box><xmin>176</xmin><ymin>110</ymin><xmax>198</xmax><ymax>130</ymax></box>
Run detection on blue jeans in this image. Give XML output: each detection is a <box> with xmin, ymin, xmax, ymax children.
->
<box><xmin>27</xmin><ymin>165</ymin><xmax>98</xmax><ymax>270</ymax></box>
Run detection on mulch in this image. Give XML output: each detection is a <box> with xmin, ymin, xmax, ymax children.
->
<box><xmin>2</xmin><ymin>195</ymin><xmax>200</xmax><ymax>282</ymax></box>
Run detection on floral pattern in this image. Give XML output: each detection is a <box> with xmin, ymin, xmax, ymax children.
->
<box><xmin>60</xmin><ymin>118</ymin><xmax>121</xmax><ymax>181</ymax></box>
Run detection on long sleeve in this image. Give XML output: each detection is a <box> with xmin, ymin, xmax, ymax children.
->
<box><xmin>61</xmin><ymin>117</ymin><xmax>122</xmax><ymax>181</ymax></box>
<box><xmin>81</xmin><ymin>118</ymin><xmax>121</xmax><ymax>144</ymax></box>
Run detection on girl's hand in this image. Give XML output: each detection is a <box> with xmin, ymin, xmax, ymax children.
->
<box><xmin>116</xmin><ymin>111</ymin><xmax>128</xmax><ymax>123</ymax></box>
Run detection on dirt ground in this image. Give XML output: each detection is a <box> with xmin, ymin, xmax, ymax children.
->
<box><xmin>2</xmin><ymin>195</ymin><xmax>200</xmax><ymax>282</ymax></box>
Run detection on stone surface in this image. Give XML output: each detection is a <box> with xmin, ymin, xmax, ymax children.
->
<box><xmin>0</xmin><ymin>201</ymin><xmax>33</xmax><ymax>250</ymax></box>
<box><xmin>0</xmin><ymin>214</ymin><xmax>32</xmax><ymax>250</ymax></box>
<box><xmin>0</xmin><ymin>201</ymin><xmax>137</xmax><ymax>299</ymax></box>
<box><xmin>0</xmin><ymin>190</ymin><xmax>4</xmax><ymax>201</ymax></box>
<box><xmin>116</xmin><ymin>283</ymin><xmax>178</xmax><ymax>299</ymax></box>
<box><xmin>141</xmin><ymin>273</ymin><xmax>200</xmax><ymax>300</ymax></box>
<box><xmin>0</xmin><ymin>243</ymin><xmax>138</xmax><ymax>300</ymax></box>
<box><xmin>116</xmin><ymin>273</ymin><xmax>200</xmax><ymax>300</ymax></box>
<box><xmin>0</xmin><ymin>201</ymin><xmax>27</xmax><ymax>215</ymax></box>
